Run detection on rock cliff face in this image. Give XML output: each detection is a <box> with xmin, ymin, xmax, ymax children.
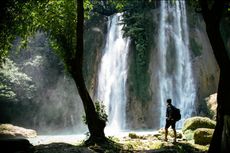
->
<box><xmin>83</xmin><ymin>14</ymin><xmax>108</xmax><ymax>98</ymax></box>
<box><xmin>189</xmin><ymin>15</ymin><xmax>219</xmax><ymax>116</ymax></box>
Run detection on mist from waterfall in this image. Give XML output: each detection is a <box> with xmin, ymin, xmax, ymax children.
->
<box><xmin>96</xmin><ymin>13</ymin><xmax>130</xmax><ymax>132</ymax></box>
<box><xmin>157</xmin><ymin>1</ymin><xmax>196</xmax><ymax>128</ymax></box>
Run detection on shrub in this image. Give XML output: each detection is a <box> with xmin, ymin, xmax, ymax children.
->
<box><xmin>82</xmin><ymin>100</ymin><xmax>108</xmax><ymax>125</ymax></box>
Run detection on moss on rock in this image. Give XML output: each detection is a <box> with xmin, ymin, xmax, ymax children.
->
<box><xmin>182</xmin><ymin>116</ymin><xmax>216</xmax><ymax>133</ymax></box>
<box><xmin>184</xmin><ymin>129</ymin><xmax>195</xmax><ymax>140</ymax></box>
<box><xmin>193</xmin><ymin>128</ymin><xmax>214</xmax><ymax>145</ymax></box>
<box><xmin>128</xmin><ymin>133</ymin><xmax>139</xmax><ymax>139</ymax></box>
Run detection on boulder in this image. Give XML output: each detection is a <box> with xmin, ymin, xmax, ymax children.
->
<box><xmin>205</xmin><ymin>93</ymin><xmax>217</xmax><ymax>120</ymax></box>
<box><xmin>182</xmin><ymin>116</ymin><xmax>216</xmax><ymax>133</ymax></box>
<box><xmin>183</xmin><ymin>129</ymin><xmax>195</xmax><ymax>140</ymax></box>
<box><xmin>193</xmin><ymin>128</ymin><xmax>214</xmax><ymax>145</ymax></box>
<box><xmin>0</xmin><ymin>124</ymin><xmax>37</xmax><ymax>139</ymax></box>
<box><xmin>0</xmin><ymin>138</ymin><xmax>33</xmax><ymax>153</ymax></box>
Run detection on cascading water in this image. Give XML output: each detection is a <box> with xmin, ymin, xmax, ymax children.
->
<box><xmin>96</xmin><ymin>13</ymin><xmax>130</xmax><ymax>133</ymax></box>
<box><xmin>157</xmin><ymin>1</ymin><xmax>196</xmax><ymax>128</ymax></box>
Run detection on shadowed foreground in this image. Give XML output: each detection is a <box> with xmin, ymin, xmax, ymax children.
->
<box><xmin>33</xmin><ymin>141</ymin><xmax>208</xmax><ymax>153</ymax></box>
<box><xmin>0</xmin><ymin>137</ymin><xmax>208</xmax><ymax>153</ymax></box>
<box><xmin>1</xmin><ymin>120</ymin><xmax>213</xmax><ymax>153</ymax></box>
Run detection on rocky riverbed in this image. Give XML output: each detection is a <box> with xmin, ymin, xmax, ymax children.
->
<box><xmin>0</xmin><ymin>116</ymin><xmax>215</xmax><ymax>152</ymax></box>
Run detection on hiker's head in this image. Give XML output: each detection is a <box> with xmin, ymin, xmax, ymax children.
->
<box><xmin>166</xmin><ymin>99</ymin><xmax>172</xmax><ymax>105</ymax></box>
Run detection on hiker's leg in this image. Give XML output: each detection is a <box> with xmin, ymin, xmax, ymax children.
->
<box><xmin>173</xmin><ymin>128</ymin><xmax>176</xmax><ymax>142</ymax></box>
<box><xmin>165</xmin><ymin>128</ymin><xmax>168</xmax><ymax>141</ymax></box>
<box><xmin>165</xmin><ymin>119</ymin><xmax>170</xmax><ymax>141</ymax></box>
<box><xmin>172</xmin><ymin>121</ymin><xmax>176</xmax><ymax>142</ymax></box>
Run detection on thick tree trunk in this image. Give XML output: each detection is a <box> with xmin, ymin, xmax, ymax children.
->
<box><xmin>71</xmin><ymin>70</ymin><xmax>106</xmax><ymax>143</ymax></box>
<box><xmin>199</xmin><ymin>0</ymin><xmax>230</xmax><ymax>153</ymax></box>
<box><xmin>70</xmin><ymin>0</ymin><xmax>106</xmax><ymax>144</ymax></box>
<box><xmin>221</xmin><ymin>115</ymin><xmax>230</xmax><ymax>153</ymax></box>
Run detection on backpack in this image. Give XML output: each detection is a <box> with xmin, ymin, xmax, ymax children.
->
<box><xmin>172</xmin><ymin>106</ymin><xmax>181</xmax><ymax>121</ymax></box>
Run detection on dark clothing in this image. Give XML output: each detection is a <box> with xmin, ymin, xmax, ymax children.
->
<box><xmin>165</xmin><ymin>118</ymin><xmax>176</xmax><ymax>129</ymax></box>
<box><xmin>165</xmin><ymin>103</ymin><xmax>176</xmax><ymax>129</ymax></box>
<box><xmin>166</xmin><ymin>104</ymin><xmax>174</xmax><ymax>119</ymax></box>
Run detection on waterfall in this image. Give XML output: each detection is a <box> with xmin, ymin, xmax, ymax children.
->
<box><xmin>157</xmin><ymin>1</ymin><xmax>196</xmax><ymax>128</ymax></box>
<box><xmin>96</xmin><ymin>13</ymin><xmax>130</xmax><ymax>132</ymax></box>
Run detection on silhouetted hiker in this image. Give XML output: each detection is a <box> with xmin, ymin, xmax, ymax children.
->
<box><xmin>164</xmin><ymin>98</ymin><xmax>177</xmax><ymax>143</ymax></box>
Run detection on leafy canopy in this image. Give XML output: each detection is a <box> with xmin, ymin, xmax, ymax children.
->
<box><xmin>0</xmin><ymin>0</ymin><xmax>92</xmax><ymax>66</ymax></box>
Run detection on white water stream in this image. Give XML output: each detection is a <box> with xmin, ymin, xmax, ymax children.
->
<box><xmin>96</xmin><ymin>13</ymin><xmax>130</xmax><ymax>132</ymax></box>
<box><xmin>157</xmin><ymin>0</ymin><xmax>196</xmax><ymax>128</ymax></box>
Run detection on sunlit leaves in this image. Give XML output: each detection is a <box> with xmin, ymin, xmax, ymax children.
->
<box><xmin>0</xmin><ymin>84</ymin><xmax>16</xmax><ymax>99</ymax></box>
<box><xmin>0</xmin><ymin>0</ymin><xmax>77</xmax><ymax>65</ymax></box>
<box><xmin>0</xmin><ymin>58</ymin><xmax>35</xmax><ymax>100</ymax></box>
<box><xmin>0</xmin><ymin>59</ymin><xmax>32</xmax><ymax>85</ymax></box>
<box><xmin>23</xmin><ymin>55</ymin><xmax>44</xmax><ymax>67</ymax></box>
<box><xmin>82</xmin><ymin>100</ymin><xmax>108</xmax><ymax>125</ymax></box>
<box><xmin>28</xmin><ymin>0</ymin><xmax>78</xmax><ymax>63</ymax></box>
<box><xmin>84</xmin><ymin>0</ymin><xmax>93</xmax><ymax>19</ymax></box>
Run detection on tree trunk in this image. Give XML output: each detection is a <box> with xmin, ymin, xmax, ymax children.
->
<box><xmin>69</xmin><ymin>0</ymin><xmax>106</xmax><ymax>144</ymax></box>
<box><xmin>221</xmin><ymin>115</ymin><xmax>230</xmax><ymax>153</ymax></box>
<box><xmin>199</xmin><ymin>0</ymin><xmax>230</xmax><ymax>153</ymax></box>
<box><xmin>71</xmin><ymin>68</ymin><xmax>106</xmax><ymax>143</ymax></box>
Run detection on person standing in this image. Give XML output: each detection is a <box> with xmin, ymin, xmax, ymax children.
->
<box><xmin>164</xmin><ymin>98</ymin><xmax>177</xmax><ymax>142</ymax></box>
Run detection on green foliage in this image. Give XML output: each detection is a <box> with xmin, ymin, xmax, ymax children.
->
<box><xmin>0</xmin><ymin>1</ymin><xmax>23</xmax><ymax>64</ymax></box>
<box><xmin>90</xmin><ymin>0</ymin><xmax>129</xmax><ymax>16</ymax></box>
<box><xmin>0</xmin><ymin>56</ymin><xmax>37</xmax><ymax>124</ymax></box>
<box><xmin>0</xmin><ymin>84</ymin><xmax>16</xmax><ymax>99</ymax></box>
<box><xmin>121</xmin><ymin>0</ymin><xmax>152</xmax><ymax>103</ymax></box>
<box><xmin>0</xmin><ymin>0</ymin><xmax>93</xmax><ymax>67</ymax></box>
<box><xmin>82</xmin><ymin>100</ymin><xmax>108</xmax><ymax>125</ymax></box>
<box><xmin>108</xmin><ymin>136</ymin><xmax>120</xmax><ymax>142</ymax></box>
<box><xmin>0</xmin><ymin>58</ymin><xmax>35</xmax><ymax>101</ymax></box>
<box><xmin>84</xmin><ymin>0</ymin><xmax>93</xmax><ymax>19</ymax></box>
<box><xmin>190</xmin><ymin>37</ymin><xmax>202</xmax><ymax>57</ymax></box>
<box><xmin>95</xmin><ymin>100</ymin><xmax>108</xmax><ymax>123</ymax></box>
<box><xmin>0</xmin><ymin>0</ymin><xmax>100</xmax><ymax>133</ymax></box>
<box><xmin>29</xmin><ymin>0</ymin><xmax>77</xmax><ymax>64</ymax></box>
<box><xmin>186</xmin><ymin>0</ymin><xmax>202</xmax><ymax>29</ymax></box>
<box><xmin>0</xmin><ymin>32</ymin><xmax>75</xmax><ymax>131</ymax></box>
<box><xmin>122</xmin><ymin>2</ymin><xmax>149</xmax><ymax>68</ymax></box>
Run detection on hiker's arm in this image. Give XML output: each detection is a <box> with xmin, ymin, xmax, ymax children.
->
<box><xmin>166</xmin><ymin>108</ymin><xmax>169</xmax><ymax>119</ymax></box>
